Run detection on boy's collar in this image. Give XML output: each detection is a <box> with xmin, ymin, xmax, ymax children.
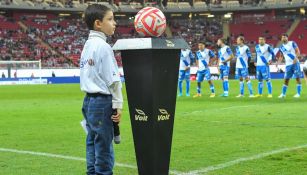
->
<box><xmin>89</xmin><ymin>30</ymin><xmax>107</xmax><ymax>41</ymax></box>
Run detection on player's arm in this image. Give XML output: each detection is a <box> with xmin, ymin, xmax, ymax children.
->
<box><xmin>291</xmin><ymin>41</ymin><xmax>300</xmax><ymax>64</ymax></box>
<box><xmin>223</xmin><ymin>47</ymin><xmax>234</xmax><ymax>64</ymax></box>
<box><xmin>268</xmin><ymin>45</ymin><xmax>275</xmax><ymax>65</ymax></box>
<box><xmin>246</xmin><ymin>47</ymin><xmax>252</xmax><ymax>64</ymax></box>
<box><xmin>254</xmin><ymin>52</ymin><xmax>258</xmax><ymax>67</ymax></box>
<box><xmin>189</xmin><ymin>51</ymin><xmax>195</xmax><ymax>65</ymax></box>
<box><xmin>208</xmin><ymin>50</ymin><xmax>216</xmax><ymax>66</ymax></box>
<box><xmin>224</xmin><ymin>54</ymin><xmax>234</xmax><ymax>63</ymax></box>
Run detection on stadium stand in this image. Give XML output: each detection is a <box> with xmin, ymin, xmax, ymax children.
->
<box><xmin>1</xmin><ymin>0</ymin><xmax>307</xmax><ymax>68</ymax></box>
<box><xmin>290</xmin><ymin>17</ymin><xmax>307</xmax><ymax>55</ymax></box>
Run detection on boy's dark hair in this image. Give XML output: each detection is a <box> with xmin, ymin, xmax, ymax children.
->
<box><xmin>84</xmin><ymin>4</ymin><xmax>111</xmax><ymax>30</ymax></box>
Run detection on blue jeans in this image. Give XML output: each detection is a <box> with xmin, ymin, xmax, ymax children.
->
<box><xmin>82</xmin><ymin>94</ymin><xmax>114</xmax><ymax>175</ymax></box>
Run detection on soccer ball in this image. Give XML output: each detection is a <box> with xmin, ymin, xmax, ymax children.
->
<box><xmin>134</xmin><ymin>7</ymin><xmax>166</xmax><ymax>37</ymax></box>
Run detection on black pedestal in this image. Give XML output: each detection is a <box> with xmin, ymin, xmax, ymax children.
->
<box><xmin>113</xmin><ymin>38</ymin><xmax>189</xmax><ymax>175</ymax></box>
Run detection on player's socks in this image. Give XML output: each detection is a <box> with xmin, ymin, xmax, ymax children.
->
<box><xmin>222</xmin><ymin>81</ymin><xmax>226</xmax><ymax>91</ymax></box>
<box><xmin>297</xmin><ymin>84</ymin><xmax>302</xmax><ymax>95</ymax></box>
<box><xmin>258</xmin><ymin>82</ymin><xmax>263</xmax><ymax>95</ymax></box>
<box><xmin>267</xmin><ymin>80</ymin><xmax>272</xmax><ymax>95</ymax></box>
<box><xmin>224</xmin><ymin>80</ymin><xmax>229</xmax><ymax>92</ymax></box>
<box><xmin>197</xmin><ymin>86</ymin><xmax>201</xmax><ymax>94</ymax></box>
<box><xmin>178</xmin><ymin>80</ymin><xmax>183</xmax><ymax>95</ymax></box>
<box><xmin>282</xmin><ymin>84</ymin><xmax>288</xmax><ymax>95</ymax></box>
<box><xmin>240</xmin><ymin>81</ymin><xmax>244</xmax><ymax>95</ymax></box>
<box><xmin>247</xmin><ymin>81</ymin><xmax>253</xmax><ymax>95</ymax></box>
<box><xmin>210</xmin><ymin>84</ymin><xmax>215</xmax><ymax>94</ymax></box>
<box><xmin>186</xmin><ymin>80</ymin><xmax>190</xmax><ymax>96</ymax></box>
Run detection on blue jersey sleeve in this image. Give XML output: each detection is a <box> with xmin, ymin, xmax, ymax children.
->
<box><xmin>226</xmin><ymin>47</ymin><xmax>232</xmax><ymax>55</ymax></box>
<box><xmin>268</xmin><ymin>45</ymin><xmax>275</xmax><ymax>60</ymax></box>
<box><xmin>196</xmin><ymin>51</ymin><xmax>200</xmax><ymax>60</ymax></box>
<box><xmin>246</xmin><ymin>47</ymin><xmax>252</xmax><ymax>59</ymax></box>
<box><xmin>209</xmin><ymin>50</ymin><xmax>215</xmax><ymax>58</ymax></box>
<box><xmin>254</xmin><ymin>49</ymin><xmax>257</xmax><ymax>63</ymax></box>
<box><xmin>189</xmin><ymin>51</ymin><xmax>194</xmax><ymax>59</ymax></box>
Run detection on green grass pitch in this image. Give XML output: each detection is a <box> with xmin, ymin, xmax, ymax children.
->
<box><xmin>1</xmin><ymin>80</ymin><xmax>307</xmax><ymax>175</ymax></box>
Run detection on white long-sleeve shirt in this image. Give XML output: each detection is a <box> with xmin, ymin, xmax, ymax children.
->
<box><xmin>80</xmin><ymin>30</ymin><xmax>123</xmax><ymax>109</ymax></box>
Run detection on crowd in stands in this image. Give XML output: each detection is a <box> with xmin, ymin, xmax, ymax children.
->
<box><xmin>1</xmin><ymin>12</ymin><xmax>307</xmax><ymax>68</ymax></box>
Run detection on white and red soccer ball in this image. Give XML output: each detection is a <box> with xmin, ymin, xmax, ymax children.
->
<box><xmin>134</xmin><ymin>7</ymin><xmax>166</xmax><ymax>37</ymax></box>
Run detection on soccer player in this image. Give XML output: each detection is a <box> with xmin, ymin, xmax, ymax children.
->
<box><xmin>235</xmin><ymin>36</ymin><xmax>255</xmax><ymax>98</ymax></box>
<box><xmin>254</xmin><ymin>37</ymin><xmax>274</xmax><ymax>98</ymax></box>
<box><xmin>217</xmin><ymin>38</ymin><xmax>234</xmax><ymax>97</ymax></box>
<box><xmin>80</xmin><ymin>4</ymin><xmax>123</xmax><ymax>174</ymax></box>
<box><xmin>193</xmin><ymin>41</ymin><xmax>216</xmax><ymax>98</ymax></box>
<box><xmin>278</xmin><ymin>33</ymin><xmax>302</xmax><ymax>98</ymax></box>
<box><xmin>178</xmin><ymin>48</ymin><xmax>194</xmax><ymax>97</ymax></box>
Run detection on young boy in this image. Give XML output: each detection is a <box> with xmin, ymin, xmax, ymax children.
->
<box><xmin>80</xmin><ymin>4</ymin><xmax>123</xmax><ymax>175</ymax></box>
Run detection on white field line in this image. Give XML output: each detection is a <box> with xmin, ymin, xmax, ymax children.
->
<box><xmin>0</xmin><ymin>147</ymin><xmax>182</xmax><ymax>174</ymax></box>
<box><xmin>180</xmin><ymin>105</ymin><xmax>257</xmax><ymax>116</ymax></box>
<box><xmin>178</xmin><ymin>144</ymin><xmax>307</xmax><ymax>175</ymax></box>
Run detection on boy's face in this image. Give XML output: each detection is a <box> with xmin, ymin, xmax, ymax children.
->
<box><xmin>95</xmin><ymin>10</ymin><xmax>116</xmax><ymax>36</ymax></box>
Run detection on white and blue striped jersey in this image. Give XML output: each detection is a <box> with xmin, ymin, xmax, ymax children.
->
<box><xmin>279</xmin><ymin>41</ymin><xmax>299</xmax><ymax>66</ymax></box>
<box><xmin>235</xmin><ymin>45</ymin><xmax>252</xmax><ymax>68</ymax></box>
<box><xmin>179</xmin><ymin>49</ymin><xmax>194</xmax><ymax>71</ymax></box>
<box><xmin>255</xmin><ymin>44</ymin><xmax>274</xmax><ymax>66</ymax></box>
<box><xmin>218</xmin><ymin>45</ymin><xmax>233</xmax><ymax>67</ymax></box>
<box><xmin>196</xmin><ymin>49</ymin><xmax>215</xmax><ymax>71</ymax></box>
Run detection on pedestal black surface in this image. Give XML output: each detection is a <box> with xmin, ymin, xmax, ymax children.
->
<box><xmin>113</xmin><ymin>38</ymin><xmax>189</xmax><ymax>175</ymax></box>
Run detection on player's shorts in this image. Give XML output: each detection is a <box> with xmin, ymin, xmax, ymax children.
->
<box><xmin>197</xmin><ymin>69</ymin><xmax>211</xmax><ymax>82</ymax></box>
<box><xmin>284</xmin><ymin>63</ymin><xmax>302</xmax><ymax>79</ymax></box>
<box><xmin>179</xmin><ymin>70</ymin><xmax>190</xmax><ymax>81</ymax></box>
<box><xmin>235</xmin><ymin>68</ymin><xmax>249</xmax><ymax>79</ymax></box>
<box><xmin>219</xmin><ymin>65</ymin><xmax>230</xmax><ymax>79</ymax></box>
<box><xmin>256</xmin><ymin>66</ymin><xmax>271</xmax><ymax>81</ymax></box>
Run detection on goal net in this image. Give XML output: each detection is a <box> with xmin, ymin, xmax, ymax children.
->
<box><xmin>0</xmin><ymin>60</ymin><xmax>47</xmax><ymax>85</ymax></box>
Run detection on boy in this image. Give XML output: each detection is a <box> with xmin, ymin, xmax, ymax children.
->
<box><xmin>80</xmin><ymin>4</ymin><xmax>123</xmax><ymax>175</ymax></box>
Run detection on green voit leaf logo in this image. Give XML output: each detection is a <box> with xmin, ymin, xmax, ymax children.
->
<box><xmin>135</xmin><ymin>109</ymin><xmax>148</xmax><ymax>121</ymax></box>
<box><xmin>158</xmin><ymin>109</ymin><xmax>170</xmax><ymax>121</ymax></box>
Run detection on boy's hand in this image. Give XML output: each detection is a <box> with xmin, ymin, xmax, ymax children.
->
<box><xmin>112</xmin><ymin>109</ymin><xmax>122</xmax><ymax>123</ymax></box>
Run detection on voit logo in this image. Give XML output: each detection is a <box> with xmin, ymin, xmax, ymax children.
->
<box><xmin>158</xmin><ymin>109</ymin><xmax>170</xmax><ymax>121</ymax></box>
<box><xmin>165</xmin><ymin>40</ymin><xmax>175</xmax><ymax>47</ymax></box>
<box><xmin>135</xmin><ymin>109</ymin><xmax>148</xmax><ymax>121</ymax></box>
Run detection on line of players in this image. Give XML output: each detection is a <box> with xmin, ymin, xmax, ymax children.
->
<box><xmin>178</xmin><ymin>33</ymin><xmax>307</xmax><ymax>98</ymax></box>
